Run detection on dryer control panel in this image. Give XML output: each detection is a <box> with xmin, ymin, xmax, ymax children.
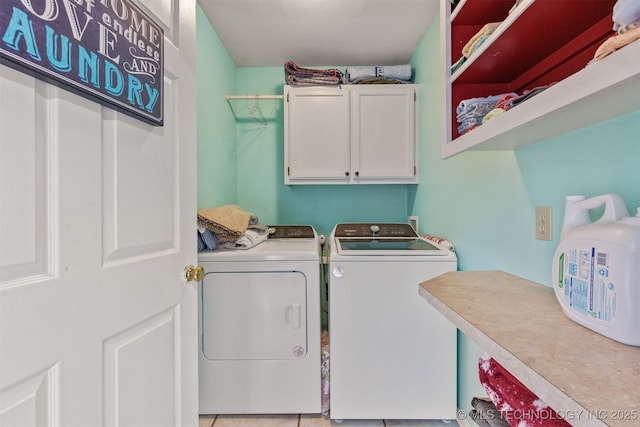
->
<box><xmin>267</xmin><ymin>225</ymin><xmax>315</xmax><ymax>239</ymax></box>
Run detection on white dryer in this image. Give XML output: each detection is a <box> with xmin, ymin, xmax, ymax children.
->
<box><xmin>198</xmin><ymin>225</ymin><xmax>321</xmax><ymax>414</ymax></box>
<box><xmin>328</xmin><ymin>223</ymin><xmax>457</xmax><ymax>420</ymax></box>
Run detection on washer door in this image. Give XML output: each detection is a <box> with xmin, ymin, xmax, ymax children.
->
<box><xmin>201</xmin><ymin>271</ymin><xmax>307</xmax><ymax>360</ymax></box>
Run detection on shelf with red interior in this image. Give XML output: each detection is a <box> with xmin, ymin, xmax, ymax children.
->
<box><xmin>449</xmin><ymin>0</ymin><xmax>616</xmax><ymax>140</ymax></box>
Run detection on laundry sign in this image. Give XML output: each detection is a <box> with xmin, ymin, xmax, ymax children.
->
<box><xmin>1</xmin><ymin>0</ymin><xmax>164</xmax><ymax>126</ymax></box>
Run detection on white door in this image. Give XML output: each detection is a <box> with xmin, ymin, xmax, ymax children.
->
<box><xmin>0</xmin><ymin>1</ymin><xmax>198</xmax><ymax>426</ymax></box>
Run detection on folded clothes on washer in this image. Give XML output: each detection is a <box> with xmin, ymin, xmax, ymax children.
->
<box><xmin>198</xmin><ymin>226</ymin><xmax>219</xmax><ymax>251</ymax></box>
<box><xmin>219</xmin><ymin>226</ymin><xmax>269</xmax><ymax>250</ymax></box>
<box><xmin>197</xmin><ymin>204</ymin><xmax>270</xmax><ymax>251</ymax></box>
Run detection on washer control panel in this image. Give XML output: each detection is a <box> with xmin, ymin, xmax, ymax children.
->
<box><xmin>334</xmin><ymin>223</ymin><xmax>418</xmax><ymax>238</ymax></box>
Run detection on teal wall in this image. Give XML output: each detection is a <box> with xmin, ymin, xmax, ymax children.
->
<box><xmin>197</xmin><ymin>4</ymin><xmax>640</xmax><ymax>414</ymax></box>
<box><xmin>196</xmin><ymin>5</ymin><xmax>237</xmax><ymax>208</ymax></box>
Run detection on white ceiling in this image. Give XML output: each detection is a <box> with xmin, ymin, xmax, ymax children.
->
<box><xmin>198</xmin><ymin>0</ymin><xmax>440</xmax><ymax>67</ymax></box>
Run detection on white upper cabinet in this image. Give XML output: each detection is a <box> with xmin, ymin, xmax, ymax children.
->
<box><xmin>441</xmin><ymin>0</ymin><xmax>640</xmax><ymax>159</ymax></box>
<box><xmin>284</xmin><ymin>85</ymin><xmax>417</xmax><ymax>185</ymax></box>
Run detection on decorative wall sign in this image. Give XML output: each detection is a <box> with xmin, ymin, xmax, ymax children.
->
<box><xmin>1</xmin><ymin>0</ymin><xmax>164</xmax><ymax>126</ymax></box>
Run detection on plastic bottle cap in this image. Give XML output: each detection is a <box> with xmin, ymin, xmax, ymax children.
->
<box><xmin>620</xmin><ymin>208</ymin><xmax>640</xmax><ymax>225</ymax></box>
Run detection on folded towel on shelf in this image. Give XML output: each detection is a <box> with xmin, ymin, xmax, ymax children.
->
<box><xmin>592</xmin><ymin>26</ymin><xmax>640</xmax><ymax>61</ymax></box>
<box><xmin>451</xmin><ymin>22</ymin><xmax>500</xmax><ymax>74</ymax></box>
<box><xmin>479</xmin><ymin>353</ymin><xmax>570</xmax><ymax>427</ymax></box>
<box><xmin>462</xmin><ymin>22</ymin><xmax>501</xmax><ymax>58</ymax></box>
<box><xmin>613</xmin><ymin>0</ymin><xmax>640</xmax><ymax>33</ymax></box>
<box><xmin>197</xmin><ymin>204</ymin><xmax>255</xmax><ymax>242</ymax></box>
<box><xmin>456</xmin><ymin>94</ymin><xmax>504</xmax><ymax>118</ymax></box>
<box><xmin>451</xmin><ymin>56</ymin><xmax>466</xmax><ymax>74</ymax></box>
<box><xmin>482</xmin><ymin>108</ymin><xmax>505</xmax><ymax>124</ymax></box>
<box><xmin>284</xmin><ymin>61</ymin><xmax>343</xmax><ymax>86</ymax></box>
<box><xmin>456</xmin><ymin>93</ymin><xmax>504</xmax><ymax>134</ymax></box>
<box><xmin>348</xmin><ymin>77</ymin><xmax>411</xmax><ymax>84</ymax></box>
<box><xmin>346</xmin><ymin>64</ymin><xmax>412</xmax><ymax>83</ymax></box>
<box><xmin>509</xmin><ymin>85</ymin><xmax>554</xmax><ymax>106</ymax></box>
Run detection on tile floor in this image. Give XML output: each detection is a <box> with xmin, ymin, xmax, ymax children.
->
<box><xmin>199</xmin><ymin>414</ymin><xmax>460</xmax><ymax>427</ymax></box>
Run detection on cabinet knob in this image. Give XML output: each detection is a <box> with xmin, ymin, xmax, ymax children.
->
<box><xmin>355</xmin><ymin>171</ymin><xmax>359</xmax><ymax>177</ymax></box>
<box><xmin>345</xmin><ymin>171</ymin><xmax>350</xmax><ymax>177</ymax></box>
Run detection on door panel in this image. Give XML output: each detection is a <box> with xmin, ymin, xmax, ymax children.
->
<box><xmin>104</xmin><ymin>308</ymin><xmax>180</xmax><ymax>427</ymax></box>
<box><xmin>0</xmin><ymin>365</ymin><xmax>58</xmax><ymax>426</ymax></box>
<box><xmin>0</xmin><ymin>69</ymin><xmax>52</xmax><ymax>285</ymax></box>
<box><xmin>102</xmin><ymin>108</ymin><xmax>177</xmax><ymax>264</ymax></box>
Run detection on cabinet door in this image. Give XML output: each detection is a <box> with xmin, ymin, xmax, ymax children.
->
<box><xmin>285</xmin><ymin>86</ymin><xmax>350</xmax><ymax>184</ymax></box>
<box><xmin>351</xmin><ymin>86</ymin><xmax>417</xmax><ymax>182</ymax></box>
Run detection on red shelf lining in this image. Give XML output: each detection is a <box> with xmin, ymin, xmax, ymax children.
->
<box><xmin>451</xmin><ymin>0</ymin><xmax>515</xmax><ymax>26</ymax></box>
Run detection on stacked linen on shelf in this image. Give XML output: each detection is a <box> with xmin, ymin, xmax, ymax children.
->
<box><xmin>593</xmin><ymin>0</ymin><xmax>640</xmax><ymax>61</ymax></box>
<box><xmin>478</xmin><ymin>353</ymin><xmax>570</xmax><ymax>427</ymax></box>
<box><xmin>345</xmin><ymin>64</ymin><xmax>413</xmax><ymax>84</ymax></box>
<box><xmin>457</xmin><ymin>84</ymin><xmax>555</xmax><ymax>135</ymax></box>
<box><xmin>456</xmin><ymin>93</ymin><xmax>506</xmax><ymax>135</ymax></box>
<box><xmin>284</xmin><ymin>61</ymin><xmax>344</xmax><ymax>86</ymax></box>
<box><xmin>197</xmin><ymin>204</ymin><xmax>269</xmax><ymax>251</ymax></box>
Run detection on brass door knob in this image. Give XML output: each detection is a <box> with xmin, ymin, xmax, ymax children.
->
<box><xmin>183</xmin><ymin>265</ymin><xmax>204</xmax><ymax>282</ymax></box>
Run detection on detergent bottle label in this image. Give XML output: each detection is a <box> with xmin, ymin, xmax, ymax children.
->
<box><xmin>557</xmin><ymin>247</ymin><xmax>617</xmax><ymax>322</ymax></box>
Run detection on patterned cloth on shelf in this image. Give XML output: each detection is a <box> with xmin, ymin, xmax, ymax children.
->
<box><xmin>284</xmin><ymin>61</ymin><xmax>343</xmax><ymax>86</ymax></box>
<box><xmin>422</xmin><ymin>234</ymin><xmax>455</xmax><ymax>252</ymax></box>
<box><xmin>479</xmin><ymin>353</ymin><xmax>570</xmax><ymax>427</ymax></box>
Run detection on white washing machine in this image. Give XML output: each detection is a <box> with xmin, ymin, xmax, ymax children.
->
<box><xmin>328</xmin><ymin>223</ymin><xmax>457</xmax><ymax>420</ymax></box>
<box><xmin>198</xmin><ymin>225</ymin><xmax>321</xmax><ymax>414</ymax></box>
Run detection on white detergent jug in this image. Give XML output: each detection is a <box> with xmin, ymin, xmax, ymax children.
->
<box><xmin>553</xmin><ymin>194</ymin><xmax>640</xmax><ymax>346</ymax></box>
